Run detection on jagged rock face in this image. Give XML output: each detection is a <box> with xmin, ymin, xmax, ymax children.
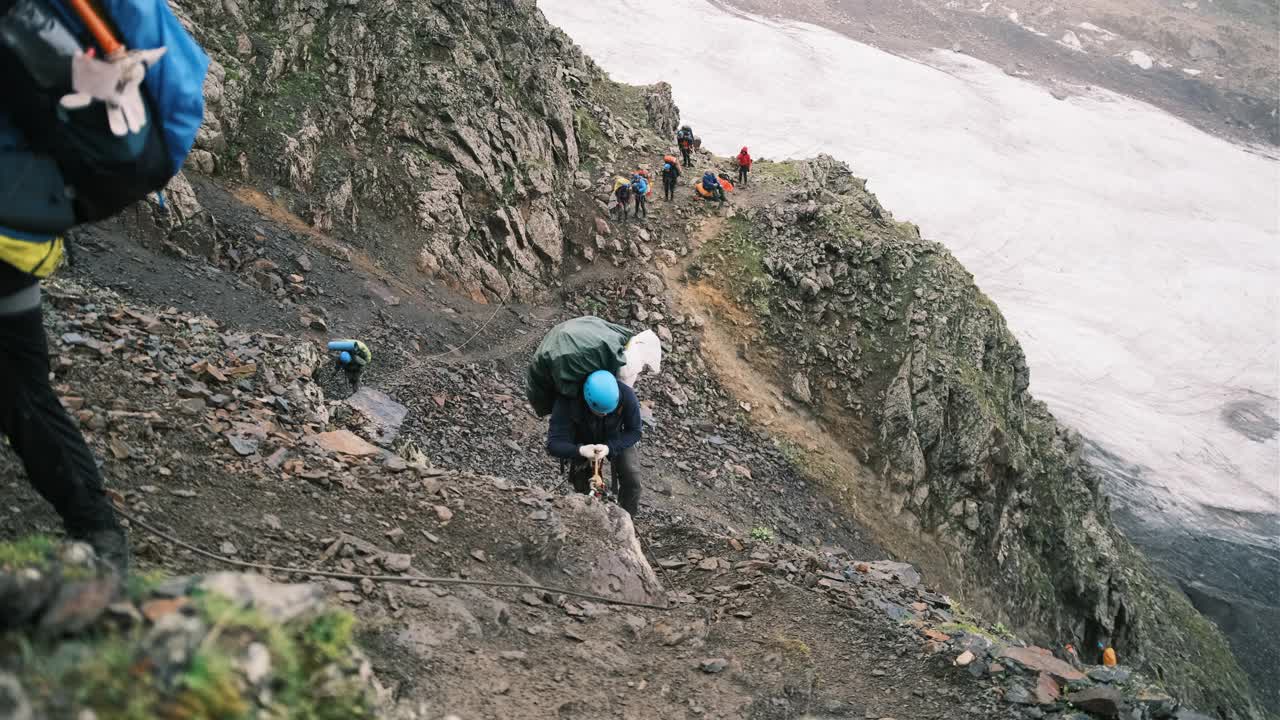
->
<box><xmin>174</xmin><ymin>0</ymin><xmax>611</xmax><ymax>301</ymax></box>
<box><xmin>720</xmin><ymin>156</ymin><xmax>1259</xmax><ymax>717</ymax></box>
<box><xmin>642</xmin><ymin>82</ymin><xmax>681</xmax><ymax>136</ymax></box>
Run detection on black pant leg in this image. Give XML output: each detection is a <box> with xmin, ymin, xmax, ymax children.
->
<box><xmin>569</xmin><ymin>461</ymin><xmax>592</xmax><ymax>495</ymax></box>
<box><xmin>612</xmin><ymin>447</ymin><xmax>642</xmax><ymax>516</ymax></box>
<box><xmin>0</xmin><ymin>306</ymin><xmax>121</xmax><ymax>538</ymax></box>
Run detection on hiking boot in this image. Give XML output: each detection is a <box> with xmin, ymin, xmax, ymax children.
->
<box><xmin>82</xmin><ymin>526</ymin><xmax>131</xmax><ymax>577</ymax></box>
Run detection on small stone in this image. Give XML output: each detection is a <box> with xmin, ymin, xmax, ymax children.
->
<box><xmin>383</xmin><ymin>554</ymin><xmax>412</xmax><ymax>572</ymax></box>
<box><xmin>1088</xmin><ymin>667</ymin><xmax>1132</xmax><ymax>684</ymax></box>
<box><xmin>791</xmin><ymin>373</ymin><xmax>812</xmax><ymax>404</ymax></box>
<box><xmin>241</xmin><ymin>642</ymin><xmax>272</xmax><ymax>684</ymax></box>
<box><xmin>954</xmin><ymin>650</ymin><xmax>975</xmax><ymax>667</ymax></box>
<box><xmin>470</xmin><ymin>549</ymin><xmax>488</xmax><ymax>563</ymax></box>
<box><xmin>699</xmin><ymin>658</ymin><xmax>729</xmax><ymax>674</ymax></box>
<box><xmin>0</xmin><ymin>672</ymin><xmax>33</xmax><ymax>720</ymax></box>
<box><xmin>140</xmin><ymin>597</ymin><xmax>189</xmax><ymax>622</ymax></box>
<box><xmin>176</xmin><ymin>398</ymin><xmax>206</xmax><ymax>415</ymax></box>
<box><xmin>1005</xmin><ymin>684</ymin><xmax>1034</xmax><ymax>705</ymax></box>
<box><xmin>385</xmin><ymin>528</ymin><xmax>405</xmax><ymax>541</ymax></box>
<box><xmin>1067</xmin><ymin>686</ymin><xmax>1125</xmax><ymax>717</ymax></box>
<box><xmin>499</xmin><ymin>650</ymin><xmax>527</xmax><ymax>661</ymax></box>
<box><xmin>220</xmin><ymin>541</ymin><xmax>238</xmax><ymax>556</ymax></box>
<box><xmin>733</xmin><ymin>610</ymin><xmax>753</xmax><ymax>619</ymax></box>
<box><xmin>434</xmin><ymin>505</ymin><xmax>454</xmax><ymax>522</ymax></box>
<box><xmin>1033</xmin><ymin>673</ymin><xmax>1060</xmax><ymax>704</ymax></box>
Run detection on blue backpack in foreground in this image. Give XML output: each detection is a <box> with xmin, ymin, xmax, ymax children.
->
<box><xmin>0</xmin><ymin>0</ymin><xmax>208</xmax><ymax>225</ymax></box>
<box><xmin>101</xmin><ymin>0</ymin><xmax>210</xmax><ymax>177</ymax></box>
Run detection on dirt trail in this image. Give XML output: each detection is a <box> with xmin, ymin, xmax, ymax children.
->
<box><xmin>661</xmin><ymin>206</ymin><xmax>972</xmax><ymax>609</ymax></box>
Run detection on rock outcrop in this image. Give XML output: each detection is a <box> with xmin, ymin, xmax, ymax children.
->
<box><xmin>0</xmin><ymin>538</ymin><xmax>387</xmax><ymax>718</ymax></box>
<box><xmin>693</xmin><ymin>156</ymin><xmax>1261</xmax><ymax>717</ymax></box>
<box><xmin>174</xmin><ymin>0</ymin><xmax>661</xmax><ymax>302</ymax></box>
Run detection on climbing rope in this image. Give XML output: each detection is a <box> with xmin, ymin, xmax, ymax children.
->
<box><xmin>116</xmin><ymin>507</ymin><xmax>670</xmax><ymax>611</ymax></box>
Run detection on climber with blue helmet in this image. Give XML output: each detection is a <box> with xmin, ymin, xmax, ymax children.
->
<box><xmin>545</xmin><ymin>369</ymin><xmax>643</xmax><ymax>515</ymax></box>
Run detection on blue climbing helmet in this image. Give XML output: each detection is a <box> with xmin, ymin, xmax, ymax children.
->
<box><xmin>703</xmin><ymin>171</ymin><xmax>717</xmax><ymax>185</ymax></box>
<box><xmin>583</xmin><ymin>370</ymin><xmax>620</xmax><ymax>414</ymax></box>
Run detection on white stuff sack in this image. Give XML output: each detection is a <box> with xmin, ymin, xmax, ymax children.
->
<box><xmin>617</xmin><ymin>330</ymin><xmax>662</xmax><ymax>388</ymax></box>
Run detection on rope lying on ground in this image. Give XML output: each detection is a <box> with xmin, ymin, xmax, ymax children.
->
<box><xmin>117</xmin><ymin>507</ymin><xmax>671</xmax><ymax>611</ymax></box>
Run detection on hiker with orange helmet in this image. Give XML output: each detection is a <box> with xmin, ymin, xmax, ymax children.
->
<box><xmin>737</xmin><ymin>147</ymin><xmax>752</xmax><ymax>186</ymax></box>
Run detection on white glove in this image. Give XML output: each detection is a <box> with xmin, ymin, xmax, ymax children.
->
<box><xmin>578</xmin><ymin>445</ymin><xmax>596</xmax><ymax>460</ymax></box>
<box><xmin>60</xmin><ymin>47</ymin><xmax>168</xmax><ymax>137</ymax></box>
<box><xmin>592</xmin><ymin>445</ymin><xmax>609</xmax><ymax>461</ymax></box>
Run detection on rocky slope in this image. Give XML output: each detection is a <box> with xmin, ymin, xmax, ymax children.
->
<box><xmin>0</xmin><ymin>0</ymin><xmax>1266</xmax><ymax>716</ymax></box>
<box><xmin>680</xmin><ymin>155</ymin><xmax>1261</xmax><ymax>716</ymax></box>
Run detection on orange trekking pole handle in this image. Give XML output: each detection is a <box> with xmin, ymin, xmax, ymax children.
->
<box><xmin>66</xmin><ymin>0</ymin><xmax>125</xmax><ymax>58</ymax></box>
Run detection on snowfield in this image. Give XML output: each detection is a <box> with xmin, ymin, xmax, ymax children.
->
<box><xmin>541</xmin><ymin>0</ymin><xmax>1280</xmax><ymax>548</ymax></box>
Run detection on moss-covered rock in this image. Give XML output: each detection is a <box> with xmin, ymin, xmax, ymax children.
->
<box><xmin>0</xmin><ymin>538</ymin><xmax>386</xmax><ymax>719</ymax></box>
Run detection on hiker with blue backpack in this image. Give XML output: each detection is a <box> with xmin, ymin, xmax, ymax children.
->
<box><xmin>630</xmin><ymin>173</ymin><xmax>649</xmax><ymax>219</ymax></box>
<box><xmin>0</xmin><ymin>0</ymin><xmax>209</xmax><ymax>574</ymax></box>
<box><xmin>328</xmin><ymin>339</ymin><xmax>373</xmax><ymax>393</ymax></box>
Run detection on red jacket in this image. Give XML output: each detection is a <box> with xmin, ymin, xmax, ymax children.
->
<box><xmin>737</xmin><ymin>148</ymin><xmax>752</xmax><ymax>169</ymax></box>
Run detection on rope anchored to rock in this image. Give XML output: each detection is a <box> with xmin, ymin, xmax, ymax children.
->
<box><xmin>116</xmin><ymin>507</ymin><xmax>670</xmax><ymax>611</ymax></box>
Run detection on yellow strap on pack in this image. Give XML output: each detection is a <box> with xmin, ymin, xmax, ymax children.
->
<box><xmin>0</xmin><ymin>234</ymin><xmax>64</xmax><ymax>278</ymax></box>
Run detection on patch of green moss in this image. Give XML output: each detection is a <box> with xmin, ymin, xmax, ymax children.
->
<box><xmin>574</xmin><ymin>108</ymin><xmax>605</xmax><ymax>153</ymax></box>
<box><xmin>754</xmin><ymin>160</ymin><xmax>801</xmax><ymax>184</ymax></box>
<box><xmin>10</xmin><ymin>588</ymin><xmax>374</xmax><ymax>719</ymax></box>
<box><xmin>701</xmin><ymin>217</ymin><xmax>775</xmax><ymax>314</ymax></box>
<box><xmin>126</xmin><ymin>569</ymin><xmax>172</xmax><ymax>602</ymax></box>
<box><xmin>0</xmin><ymin>535</ymin><xmax>55</xmax><ymax>570</ymax></box>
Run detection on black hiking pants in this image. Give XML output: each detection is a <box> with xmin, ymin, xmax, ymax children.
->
<box><xmin>680</xmin><ymin>146</ymin><xmax>692</xmax><ymax>166</ymax></box>
<box><xmin>738</xmin><ymin>166</ymin><xmax>748</xmax><ymax>185</ymax></box>
<box><xmin>569</xmin><ymin>447</ymin><xmax>641</xmax><ymax>516</ymax></box>
<box><xmin>0</xmin><ymin>293</ymin><xmax>123</xmax><ymax>542</ymax></box>
<box><xmin>633</xmin><ymin>193</ymin><xmax>647</xmax><ymax>218</ymax></box>
<box><xmin>662</xmin><ymin>177</ymin><xmax>676</xmax><ymax>200</ymax></box>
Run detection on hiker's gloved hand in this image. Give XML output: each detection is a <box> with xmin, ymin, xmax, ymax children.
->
<box><xmin>591</xmin><ymin>444</ymin><xmax>609</xmax><ymax>461</ymax></box>
<box><xmin>61</xmin><ymin>47</ymin><xmax>168</xmax><ymax>137</ymax></box>
<box><xmin>578</xmin><ymin>445</ymin><xmax>597</xmax><ymax>460</ymax></box>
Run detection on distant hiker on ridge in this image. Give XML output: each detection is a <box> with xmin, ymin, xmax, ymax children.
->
<box><xmin>736</xmin><ymin>146</ymin><xmax>752</xmax><ymax>186</ymax></box>
<box><xmin>631</xmin><ymin>172</ymin><xmax>649</xmax><ymax>220</ymax></box>
<box><xmin>676</xmin><ymin>124</ymin><xmax>696</xmax><ymax>166</ymax></box>
<box><xmin>701</xmin><ymin>171</ymin><xmax>726</xmax><ymax>207</ymax></box>
<box><xmin>613</xmin><ymin>178</ymin><xmax>633</xmax><ymax>223</ymax></box>
<box><xmin>661</xmin><ymin>155</ymin><xmax>681</xmax><ymax>201</ymax></box>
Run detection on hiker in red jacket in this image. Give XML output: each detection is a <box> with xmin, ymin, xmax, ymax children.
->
<box><xmin>736</xmin><ymin>147</ymin><xmax>752</xmax><ymax>186</ymax></box>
